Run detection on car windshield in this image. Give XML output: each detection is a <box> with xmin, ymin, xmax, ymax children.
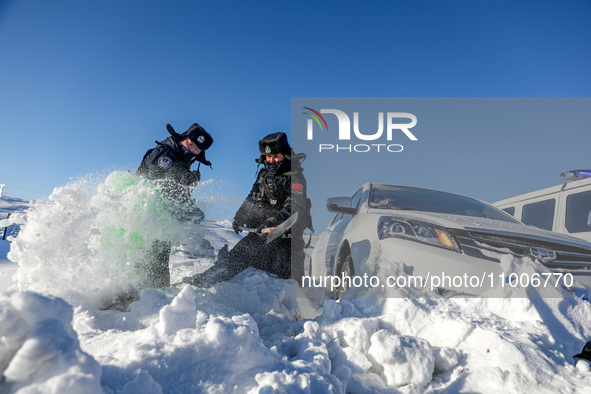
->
<box><xmin>369</xmin><ymin>185</ymin><xmax>518</xmax><ymax>223</ymax></box>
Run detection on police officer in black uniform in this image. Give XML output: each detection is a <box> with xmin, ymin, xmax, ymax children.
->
<box><xmin>189</xmin><ymin>132</ymin><xmax>307</xmax><ymax>287</ymax></box>
<box><xmin>137</xmin><ymin>123</ymin><xmax>213</xmax><ymax>288</ymax></box>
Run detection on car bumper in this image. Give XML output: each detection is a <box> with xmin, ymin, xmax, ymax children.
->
<box><xmin>364</xmin><ymin>238</ymin><xmax>591</xmax><ymax>299</ymax></box>
<box><xmin>371</xmin><ymin>238</ymin><xmax>502</xmax><ymax>295</ymax></box>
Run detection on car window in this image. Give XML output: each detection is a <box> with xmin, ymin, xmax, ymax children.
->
<box><xmin>566</xmin><ymin>190</ymin><xmax>591</xmax><ymax>233</ymax></box>
<box><xmin>502</xmin><ymin>207</ymin><xmax>515</xmax><ymax>216</ymax></box>
<box><xmin>368</xmin><ymin>184</ymin><xmax>518</xmax><ymax>223</ymax></box>
<box><xmin>522</xmin><ymin>199</ymin><xmax>555</xmax><ymax>230</ymax></box>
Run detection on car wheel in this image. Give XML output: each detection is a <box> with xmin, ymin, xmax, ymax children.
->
<box><xmin>336</xmin><ymin>255</ymin><xmax>354</xmax><ymax>300</ymax></box>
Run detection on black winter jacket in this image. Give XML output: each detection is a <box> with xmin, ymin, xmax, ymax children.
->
<box><xmin>234</xmin><ymin>160</ymin><xmax>307</xmax><ymax>237</ymax></box>
<box><xmin>137</xmin><ymin>137</ymin><xmax>202</xmax><ymax>219</ymax></box>
<box><xmin>137</xmin><ymin>137</ymin><xmax>200</xmax><ymax>186</ymax></box>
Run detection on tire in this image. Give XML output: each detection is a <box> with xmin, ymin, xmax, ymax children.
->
<box><xmin>336</xmin><ymin>255</ymin><xmax>354</xmax><ymax>300</ymax></box>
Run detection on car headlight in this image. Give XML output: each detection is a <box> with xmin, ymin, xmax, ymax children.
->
<box><xmin>377</xmin><ymin>216</ymin><xmax>461</xmax><ymax>252</ymax></box>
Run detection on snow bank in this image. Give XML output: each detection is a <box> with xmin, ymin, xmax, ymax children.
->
<box><xmin>3</xmin><ymin>270</ymin><xmax>591</xmax><ymax>393</ymax></box>
<box><xmin>71</xmin><ymin>272</ymin><xmax>591</xmax><ymax>393</ymax></box>
<box><xmin>0</xmin><ymin>291</ymin><xmax>102</xmax><ymax>393</ymax></box>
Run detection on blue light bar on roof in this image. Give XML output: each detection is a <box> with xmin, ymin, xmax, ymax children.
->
<box><xmin>561</xmin><ymin>170</ymin><xmax>591</xmax><ymax>182</ymax></box>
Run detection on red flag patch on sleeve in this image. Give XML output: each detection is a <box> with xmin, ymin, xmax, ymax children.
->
<box><xmin>292</xmin><ymin>183</ymin><xmax>303</xmax><ymax>191</ymax></box>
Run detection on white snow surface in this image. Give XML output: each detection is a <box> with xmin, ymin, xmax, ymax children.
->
<box><xmin>2</xmin><ymin>173</ymin><xmax>591</xmax><ymax>393</ymax></box>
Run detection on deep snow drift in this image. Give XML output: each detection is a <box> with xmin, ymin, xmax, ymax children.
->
<box><xmin>2</xmin><ymin>173</ymin><xmax>591</xmax><ymax>393</ymax></box>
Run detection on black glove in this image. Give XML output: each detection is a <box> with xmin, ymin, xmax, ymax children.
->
<box><xmin>191</xmin><ymin>207</ymin><xmax>205</xmax><ymax>224</ymax></box>
<box><xmin>254</xmin><ymin>223</ymin><xmax>269</xmax><ymax>238</ymax></box>
<box><xmin>180</xmin><ymin>170</ymin><xmax>200</xmax><ymax>187</ymax></box>
<box><xmin>232</xmin><ymin>220</ymin><xmax>242</xmax><ymax>234</ymax></box>
<box><xmin>189</xmin><ymin>169</ymin><xmax>200</xmax><ymax>186</ymax></box>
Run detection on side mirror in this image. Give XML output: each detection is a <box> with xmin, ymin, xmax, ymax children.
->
<box><xmin>326</xmin><ymin>197</ymin><xmax>357</xmax><ymax>214</ymax></box>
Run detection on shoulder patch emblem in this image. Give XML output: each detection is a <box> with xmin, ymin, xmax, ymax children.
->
<box><xmin>158</xmin><ymin>156</ymin><xmax>172</xmax><ymax>168</ymax></box>
<box><xmin>292</xmin><ymin>183</ymin><xmax>303</xmax><ymax>191</ymax></box>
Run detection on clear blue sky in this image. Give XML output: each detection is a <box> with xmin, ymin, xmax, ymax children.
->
<box><xmin>1</xmin><ymin>1</ymin><xmax>590</xmax><ymax>228</ymax></box>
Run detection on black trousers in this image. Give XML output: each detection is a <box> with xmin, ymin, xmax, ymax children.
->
<box><xmin>192</xmin><ymin>232</ymin><xmax>304</xmax><ymax>287</ymax></box>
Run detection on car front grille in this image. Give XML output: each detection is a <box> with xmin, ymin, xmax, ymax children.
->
<box><xmin>450</xmin><ymin>229</ymin><xmax>591</xmax><ymax>272</ymax></box>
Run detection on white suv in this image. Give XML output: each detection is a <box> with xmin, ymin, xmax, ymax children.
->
<box><xmin>494</xmin><ymin>170</ymin><xmax>591</xmax><ymax>243</ymax></box>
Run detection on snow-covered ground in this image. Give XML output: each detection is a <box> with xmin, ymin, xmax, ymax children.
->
<box><xmin>2</xmin><ymin>173</ymin><xmax>591</xmax><ymax>393</ymax></box>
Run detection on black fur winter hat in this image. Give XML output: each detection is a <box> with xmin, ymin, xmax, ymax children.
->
<box><xmin>167</xmin><ymin>123</ymin><xmax>213</xmax><ymax>166</ymax></box>
<box><xmin>256</xmin><ymin>132</ymin><xmax>306</xmax><ymax>164</ymax></box>
<box><xmin>258</xmin><ymin>132</ymin><xmax>291</xmax><ymax>156</ymax></box>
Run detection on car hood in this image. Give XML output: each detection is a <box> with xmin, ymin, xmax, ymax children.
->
<box><xmin>366</xmin><ymin>208</ymin><xmax>591</xmax><ymax>250</ymax></box>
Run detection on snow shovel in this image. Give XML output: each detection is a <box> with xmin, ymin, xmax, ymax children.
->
<box><xmin>239</xmin><ymin>212</ymin><xmax>299</xmax><ymax>244</ymax></box>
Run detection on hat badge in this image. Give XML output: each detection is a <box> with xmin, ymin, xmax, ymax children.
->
<box><xmin>265</xmin><ymin>146</ymin><xmax>272</xmax><ymax>154</ymax></box>
<box><xmin>197</xmin><ymin>135</ymin><xmax>205</xmax><ymax>144</ymax></box>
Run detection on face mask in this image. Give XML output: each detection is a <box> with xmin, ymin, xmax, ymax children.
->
<box><xmin>265</xmin><ymin>161</ymin><xmax>282</xmax><ymax>177</ymax></box>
